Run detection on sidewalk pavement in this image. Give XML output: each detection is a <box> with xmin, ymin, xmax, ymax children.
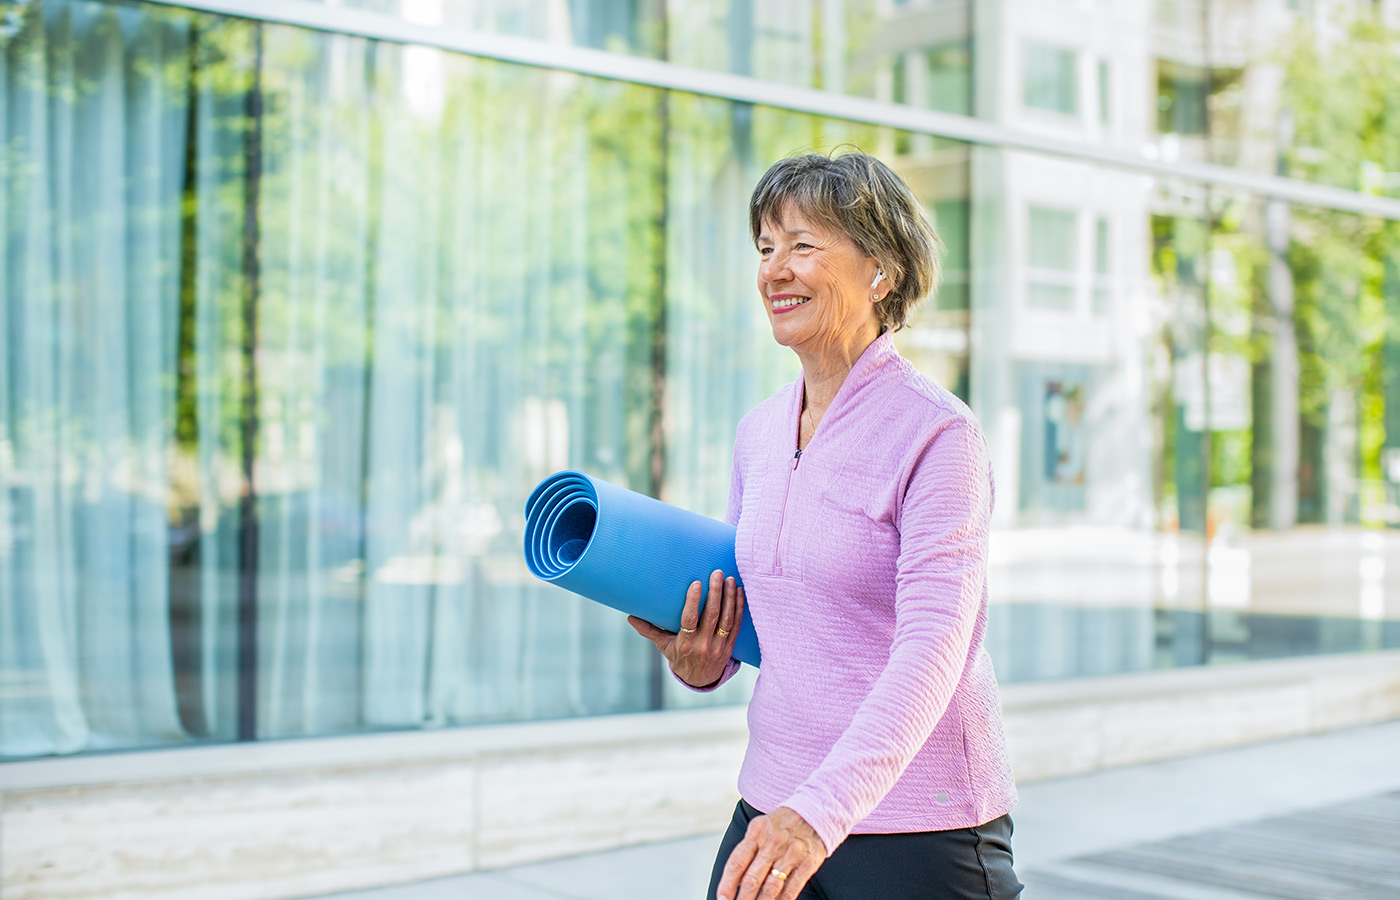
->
<box><xmin>314</xmin><ymin>720</ymin><xmax>1400</xmax><ymax>900</ymax></box>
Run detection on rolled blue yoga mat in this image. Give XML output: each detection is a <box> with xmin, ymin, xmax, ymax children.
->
<box><xmin>523</xmin><ymin>470</ymin><xmax>760</xmax><ymax>667</ymax></box>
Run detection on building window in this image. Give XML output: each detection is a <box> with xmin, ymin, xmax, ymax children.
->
<box><xmin>927</xmin><ymin>40</ymin><xmax>973</xmax><ymax>116</ymax></box>
<box><xmin>1024</xmin><ymin>43</ymin><xmax>1078</xmax><ymax>115</ymax></box>
<box><xmin>1098</xmin><ymin>59</ymin><xmax>1111</xmax><ymax>124</ymax></box>
<box><xmin>891</xmin><ymin>41</ymin><xmax>973</xmax><ymax>117</ymax></box>
<box><xmin>931</xmin><ymin>199</ymin><xmax>970</xmax><ymax>311</ymax></box>
<box><xmin>1094</xmin><ymin>216</ymin><xmax>1112</xmax><ymax>314</ymax></box>
<box><xmin>1157</xmin><ymin>60</ymin><xmax>1208</xmax><ymax>135</ymax></box>
<box><xmin>1027</xmin><ymin>205</ymin><xmax>1078</xmax><ymax>311</ymax></box>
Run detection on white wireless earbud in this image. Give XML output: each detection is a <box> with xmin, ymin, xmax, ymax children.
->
<box><xmin>870</xmin><ymin>270</ymin><xmax>885</xmax><ymax>289</ymax></box>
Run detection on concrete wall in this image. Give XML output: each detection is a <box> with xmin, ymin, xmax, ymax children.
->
<box><xmin>4</xmin><ymin>649</ymin><xmax>1399</xmax><ymax>900</ymax></box>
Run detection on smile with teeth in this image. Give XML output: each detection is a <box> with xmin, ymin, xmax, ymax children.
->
<box><xmin>772</xmin><ymin>296</ymin><xmax>810</xmax><ymax>310</ymax></box>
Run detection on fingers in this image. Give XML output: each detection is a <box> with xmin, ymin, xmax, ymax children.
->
<box><xmin>720</xmin><ymin>817</ymin><xmax>787</xmax><ymax>900</ymax></box>
<box><xmin>768</xmin><ymin>855</ymin><xmax>818</xmax><ymax>900</ymax></box>
<box><xmin>683</xmin><ymin>571</ymin><xmax>742</xmax><ymax>643</ymax></box>
<box><xmin>698</xmin><ymin>569</ymin><xmax>724</xmax><ymax>633</ymax></box>
<box><xmin>626</xmin><ymin>616</ymin><xmax>669</xmax><ymax>648</ymax></box>
<box><xmin>679</xmin><ymin>579</ymin><xmax>703</xmax><ymax>633</ymax></box>
<box><xmin>727</xmin><ymin>847</ymin><xmax>789</xmax><ymax>900</ymax></box>
<box><xmin>715</xmin><ymin>830</ymin><xmax>756</xmax><ymax>900</ymax></box>
<box><xmin>717</xmin><ymin>809</ymin><xmax>823</xmax><ymax>900</ymax></box>
<box><xmin>719</xmin><ymin>580</ymin><xmax>743</xmax><ymax>647</ymax></box>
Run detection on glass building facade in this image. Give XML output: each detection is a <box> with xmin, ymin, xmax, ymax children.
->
<box><xmin>4</xmin><ymin>0</ymin><xmax>1400</xmax><ymax>760</ymax></box>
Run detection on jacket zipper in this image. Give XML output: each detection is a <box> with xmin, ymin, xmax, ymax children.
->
<box><xmin>775</xmin><ymin>448</ymin><xmax>803</xmax><ymax>572</ymax></box>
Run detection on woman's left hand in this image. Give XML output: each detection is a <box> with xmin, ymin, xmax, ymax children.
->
<box><xmin>716</xmin><ymin>806</ymin><xmax>825</xmax><ymax>900</ymax></box>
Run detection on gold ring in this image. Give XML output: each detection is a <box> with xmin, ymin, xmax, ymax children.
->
<box><xmin>770</xmin><ymin>868</ymin><xmax>788</xmax><ymax>881</ymax></box>
<box><xmin>716</xmin><ymin>628</ymin><xmax>729</xmax><ymax>638</ymax></box>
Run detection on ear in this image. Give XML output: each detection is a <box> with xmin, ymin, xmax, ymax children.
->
<box><xmin>869</xmin><ymin>265</ymin><xmax>887</xmax><ymax>302</ymax></box>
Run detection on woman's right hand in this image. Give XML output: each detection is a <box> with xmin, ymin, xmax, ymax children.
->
<box><xmin>628</xmin><ymin>570</ymin><xmax>744</xmax><ymax>688</ymax></box>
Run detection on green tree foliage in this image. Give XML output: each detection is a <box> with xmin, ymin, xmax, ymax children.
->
<box><xmin>1279</xmin><ymin>11</ymin><xmax>1400</xmax><ymax>518</ymax></box>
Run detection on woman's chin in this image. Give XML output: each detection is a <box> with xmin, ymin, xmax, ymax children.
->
<box><xmin>768</xmin><ymin>325</ymin><xmax>802</xmax><ymax>349</ymax></box>
<box><xmin>767</xmin><ymin>315</ymin><xmax>810</xmax><ymax>348</ymax></box>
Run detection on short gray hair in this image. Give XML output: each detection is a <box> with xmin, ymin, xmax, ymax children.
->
<box><xmin>749</xmin><ymin>149</ymin><xmax>942</xmax><ymax>333</ymax></box>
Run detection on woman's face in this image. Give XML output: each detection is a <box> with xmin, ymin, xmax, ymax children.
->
<box><xmin>756</xmin><ymin>204</ymin><xmax>881</xmax><ymax>357</ymax></box>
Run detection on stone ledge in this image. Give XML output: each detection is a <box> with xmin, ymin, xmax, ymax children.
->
<box><xmin>0</xmin><ymin>705</ymin><xmax>751</xmax><ymax>792</ymax></box>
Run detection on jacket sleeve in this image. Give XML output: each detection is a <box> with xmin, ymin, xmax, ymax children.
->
<box><xmin>725</xmin><ymin>423</ymin><xmax>745</xmax><ymax>527</ymax></box>
<box><xmin>777</xmin><ymin>416</ymin><xmax>993</xmax><ymax>854</ymax></box>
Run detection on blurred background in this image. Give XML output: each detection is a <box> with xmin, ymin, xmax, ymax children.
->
<box><xmin>2</xmin><ymin>0</ymin><xmax>1399</xmax><ymax>898</ymax></box>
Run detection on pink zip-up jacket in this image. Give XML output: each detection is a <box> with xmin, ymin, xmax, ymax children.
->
<box><xmin>700</xmin><ymin>332</ymin><xmax>1017</xmax><ymax>855</ymax></box>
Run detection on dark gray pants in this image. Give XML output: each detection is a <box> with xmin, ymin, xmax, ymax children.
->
<box><xmin>708</xmin><ymin>800</ymin><xmax>1023</xmax><ymax>900</ymax></box>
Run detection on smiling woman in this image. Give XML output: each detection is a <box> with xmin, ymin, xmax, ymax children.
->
<box><xmin>750</xmin><ymin>153</ymin><xmax>944</xmax><ymax>460</ymax></box>
<box><xmin>751</xmin><ymin>151</ymin><xmax>942</xmax><ymax>334</ymax></box>
<box><xmin>627</xmin><ymin>150</ymin><xmax>1022</xmax><ymax>900</ymax></box>
<box><xmin>756</xmin><ymin>209</ymin><xmax>884</xmax><ymax>363</ymax></box>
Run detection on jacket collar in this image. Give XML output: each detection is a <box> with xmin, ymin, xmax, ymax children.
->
<box><xmin>790</xmin><ymin>331</ymin><xmax>901</xmax><ymax>444</ymax></box>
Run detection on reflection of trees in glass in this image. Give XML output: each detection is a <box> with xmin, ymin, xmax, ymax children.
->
<box><xmin>1206</xmin><ymin>199</ymin><xmax>1264</xmax><ymax>514</ymax></box>
<box><xmin>1155</xmin><ymin>61</ymin><xmax>1242</xmax><ymax>141</ymax></box>
<box><xmin>1284</xmin><ymin>214</ymin><xmax>1386</xmax><ymax>524</ymax></box>
<box><xmin>175</xmin><ymin>17</ymin><xmax>255</xmax><ymax>506</ymax></box>
<box><xmin>1150</xmin><ymin>203</ymin><xmax>1269</xmax><ymax>535</ymax></box>
<box><xmin>1279</xmin><ymin>13</ymin><xmax>1400</xmax><ymax>525</ymax></box>
<box><xmin>169</xmin><ymin>14</ymin><xmax>257</xmax><ymax>741</ymax></box>
<box><xmin>1280</xmin><ymin>15</ymin><xmax>1400</xmax><ymax>197</ymax></box>
<box><xmin>244</xmin><ymin>42</ymin><xmax>677</xmax><ymax>731</ymax></box>
<box><xmin>1</xmin><ymin>0</ymin><xmax>245</xmax><ymax>756</ymax></box>
<box><xmin>1150</xmin><ymin>212</ymin><xmax>1208</xmax><ymax>532</ymax></box>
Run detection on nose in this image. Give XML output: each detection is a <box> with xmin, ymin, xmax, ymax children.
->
<box><xmin>759</xmin><ymin>249</ymin><xmax>791</xmax><ymax>285</ymax></box>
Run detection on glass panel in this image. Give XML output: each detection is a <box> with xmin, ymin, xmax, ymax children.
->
<box><xmin>1027</xmin><ymin>205</ymin><xmax>1077</xmax><ymax>312</ymax></box>
<box><xmin>0</xmin><ymin>0</ymin><xmax>216</xmax><ymax>757</ymax></box>
<box><xmin>1023</xmin><ymin>42</ymin><xmax>1078</xmax><ymax>115</ymax></box>
<box><xmin>976</xmin><ymin>158</ymin><xmax>1400</xmax><ymax>685</ymax></box>
<box><xmin>285</xmin><ymin>0</ymin><xmax>1400</xmax><ymax>204</ymax></box>
<box><xmin>2</xmin><ymin>0</ymin><xmax>980</xmax><ymax>756</ymax></box>
<box><xmin>973</xmin><ymin>152</ymin><xmax>1172</xmax><ymax>681</ymax></box>
<box><xmin>247</xmin><ymin>31</ymin><xmax>711</xmax><ymax>734</ymax></box>
<box><xmin>1202</xmin><ymin>194</ymin><xmax>1400</xmax><ymax>660</ymax></box>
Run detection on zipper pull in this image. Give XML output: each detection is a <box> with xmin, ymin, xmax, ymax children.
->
<box><xmin>792</xmin><ymin>449</ymin><xmax>802</xmax><ymax>470</ymax></box>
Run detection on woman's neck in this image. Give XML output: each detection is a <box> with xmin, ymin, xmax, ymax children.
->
<box><xmin>796</xmin><ymin>326</ymin><xmax>881</xmax><ymax>419</ymax></box>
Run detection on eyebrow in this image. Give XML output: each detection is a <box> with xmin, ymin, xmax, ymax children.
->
<box><xmin>760</xmin><ymin>224</ymin><xmax>816</xmax><ymax>240</ymax></box>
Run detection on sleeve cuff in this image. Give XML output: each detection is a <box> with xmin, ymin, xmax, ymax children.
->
<box><xmin>777</xmin><ymin>793</ymin><xmax>844</xmax><ymax>858</ymax></box>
